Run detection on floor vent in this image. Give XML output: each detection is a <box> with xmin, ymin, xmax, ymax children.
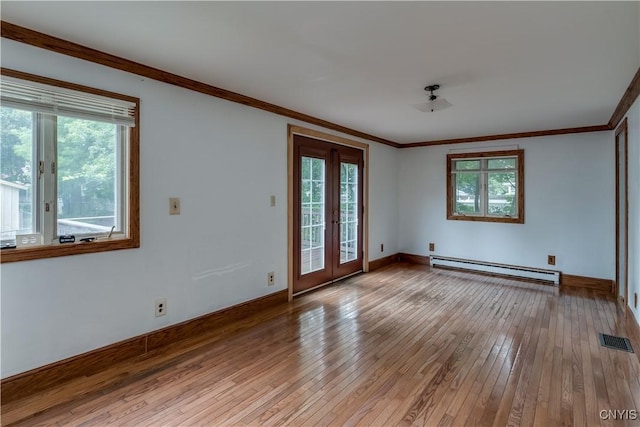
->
<box><xmin>598</xmin><ymin>333</ymin><xmax>634</xmax><ymax>353</ymax></box>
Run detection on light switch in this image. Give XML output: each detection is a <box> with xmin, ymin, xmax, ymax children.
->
<box><xmin>169</xmin><ymin>198</ymin><xmax>180</xmax><ymax>215</ymax></box>
<box><xmin>270</xmin><ymin>195</ymin><xmax>276</xmax><ymax>207</ymax></box>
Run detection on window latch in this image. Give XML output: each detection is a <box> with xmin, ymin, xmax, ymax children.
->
<box><xmin>51</xmin><ymin>161</ymin><xmax>56</xmax><ymax>174</ymax></box>
<box><xmin>39</xmin><ymin>160</ymin><xmax>45</xmax><ymax>176</ymax></box>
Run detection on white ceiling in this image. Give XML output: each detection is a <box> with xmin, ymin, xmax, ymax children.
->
<box><xmin>2</xmin><ymin>1</ymin><xmax>639</xmax><ymax>144</ymax></box>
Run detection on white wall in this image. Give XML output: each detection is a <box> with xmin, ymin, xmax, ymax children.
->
<box><xmin>625</xmin><ymin>95</ymin><xmax>640</xmax><ymax>323</ymax></box>
<box><xmin>368</xmin><ymin>143</ymin><xmax>399</xmax><ymax>260</ymax></box>
<box><xmin>0</xmin><ymin>39</ymin><xmax>399</xmax><ymax>378</ymax></box>
<box><xmin>398</xmin><ymin>132</ymin><xmax>615</xmax><ymax>280</ymax></box>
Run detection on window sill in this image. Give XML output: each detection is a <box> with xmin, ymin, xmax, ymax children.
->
<box><xmin>0</xmin><ymin>237</ymin><xmax>139</xmax><ymax>263</ymax></box>
<box><xmin>447</xmin><ymin>215</ymin><xmax>524</xmax><ymax>224</ymax></box>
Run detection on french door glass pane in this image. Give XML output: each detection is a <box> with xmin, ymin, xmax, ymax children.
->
<box><xmin>56</xmin><ymin>116</ymin><xmax>118</xmax><ymax>235</ymax></box>
<box><xmin>301</xmin><ymin>156</ymin><xmax>325</xmax><ymax>275</ymax></box>
<box><xmin>340</xmin><ymin>162</ymin><xmax>358</xmax><ymax>264</ymax></box>
<box><xmin>0</xmin><ymin>107</ymin><xmax>35</xmax><ymax>243</ymax></box>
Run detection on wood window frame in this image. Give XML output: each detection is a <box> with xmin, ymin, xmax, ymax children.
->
<box><xmin>446</xmin><ymin>149</ymin><xmax>524</xmax><ymax>224</ymax></box>
<box><xmin>0</xmin><ymin>68</ymin><xmax>140</xmax><ymax>263</ymax></box>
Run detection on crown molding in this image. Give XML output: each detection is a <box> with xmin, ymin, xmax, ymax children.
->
<box><xmin>608</xmin><ymin>67</ymin><xmax>640</xmax><ymax>130</ymax></box>
<box><xmin>400</xmin><ymin>125</ymin><xmax>611</xmax><ymax>148</ymax></box>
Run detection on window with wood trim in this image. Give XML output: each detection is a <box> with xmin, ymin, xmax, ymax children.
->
<box><xmin>0</xmin><ymin>69</ymin><xmax>139</xmax><ymax>262</ymax></box>
<box><xmin>447</xmin><ymin>149</ymin><xmax>524</xmax><ymax>224</ymax></box>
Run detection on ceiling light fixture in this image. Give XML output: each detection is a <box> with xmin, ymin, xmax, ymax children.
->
<box><xmin>414</xmin><ymin>84</ymin><xmax>453</xmax><ymax>112</ymax></box>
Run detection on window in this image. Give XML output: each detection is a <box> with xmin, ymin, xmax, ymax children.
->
<box><xmin>0</xmin><ymin>69</ymin><xmax>139</xmax><ymax>262</ymax></box>
<box><xmin>447</xmin><ymin>149</ymin><xmax>524</xmax><ymax>224</ymax></box>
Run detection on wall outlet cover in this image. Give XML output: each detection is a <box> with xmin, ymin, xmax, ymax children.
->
<box><xmin>15</xmin><ymin>234</ymin><xmax>43</xmax><ymax>247</ymax></box>
<box><xmin>155</xmin><ymin>298</ymin><xmax>167</xmax><ymax>317</ymax></box>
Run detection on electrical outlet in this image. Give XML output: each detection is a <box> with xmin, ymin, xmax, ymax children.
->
<box><xmin>547</xmin><ymin>255</ymin><xmax>556</xmax><ymax>266</ymax></box>
<box><xmin>268</xmin><ymin>272</ymin><xmax>275</xmax><ymax>286</ymax></box>
<box><xmin>169</xmin><ymin>198</ymin><xmax>180</xmax><ymax>215</ymax></box>
<box><xmin>380</xmin><ymin>243</ymin><xmax>384</xmax><ymax>252</ymax></box>
<box><xmin>155</xmin><ymin>298</ymin><xmax>167</xmax><ymax>317</ymax></box>
<box><xmin>429</xmin><ymin>243</ymin><xmax>435</xmax><ymax>252</ymax></box>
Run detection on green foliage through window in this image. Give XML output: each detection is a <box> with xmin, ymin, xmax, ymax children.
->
<box><xmin>57</xmin><ymin>116</ymin><xmax>118</xmax><ymax>221</ymax></box>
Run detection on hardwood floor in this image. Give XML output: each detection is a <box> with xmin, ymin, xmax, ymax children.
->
<box><xmin>3</xmin><ymin>263</ymin><xmax>640</xmax><ymax>426</ymax></box>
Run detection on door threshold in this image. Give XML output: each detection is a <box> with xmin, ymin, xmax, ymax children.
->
<box><xmin>293</xmin><ymin>270</ymin><xmax>363</xmax><ymax>297</ymax></box>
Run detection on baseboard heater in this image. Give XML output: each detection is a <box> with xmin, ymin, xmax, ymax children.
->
<box><xmin>429</xmin><ymin>255</ymin><xmax>560</xmax><ymax>285</ymax></box>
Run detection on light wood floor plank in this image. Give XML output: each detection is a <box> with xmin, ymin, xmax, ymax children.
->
<box><xmin>3</xmin><ymin>263</ymin><xmax>640</xmax><ymax>427</ymax></box>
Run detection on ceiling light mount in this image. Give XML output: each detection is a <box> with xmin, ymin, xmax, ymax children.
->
<box><xmin>424</xmin><ymin>84</ymin><xmax>440</xmax><ymax>101</ymax></box>
<box><xmin>414</xmin><ymin>83</ymin><xmax>452</xmax><ymax>113</ymax></box>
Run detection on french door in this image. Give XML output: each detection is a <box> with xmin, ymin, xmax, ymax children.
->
<box><xmin>293</xmin><ymin>135</ymin><xmax>364</xmax><ymax>295</ymax></box>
